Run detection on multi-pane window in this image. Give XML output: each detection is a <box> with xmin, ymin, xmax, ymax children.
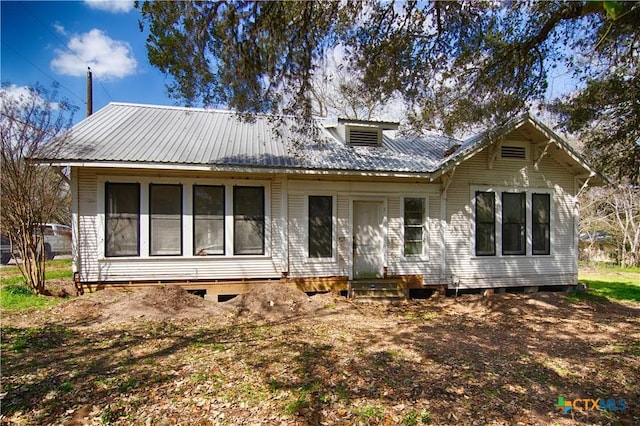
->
<box><xmin>193</xmin><ymin>185</ymin><xmax>225</xmax><ymax>255</ymax></box>
<box><xmin>404</xmin><ymin>198</ymin><xmax>425</xmax><ymax>257</ymax></box>
<box><xmin>475</xmin><ymin>191</ymin><xmax>496</xmax><ymax>256</ymax></box>
<box><xmin>502</xmin><ymin>192</ymin><xmax>526</xmax><ymax>255</ymax></box>
<box><xmin>150</xmin><ymin>184</ymin><xmax>183</xmax><ymax>256</ymax></box>
<box><xmin>475</xmin><ymin>190</ymin><xmax>552</xmax><ymax>256</ymax></box>
<box><xmin>105</xmin><ymin>182</ymin><xmax>140</xmax><ymax>257</ymax></box>
<box><xmin>233</xmin><ymin>186</ymin><xmax>265</xmax><ymax>255</ymax></box>
<box><xmin>532</xmin><ymin>193</ymin><xmax>551</xmax><ymax>255</ymax></box>
<box><xmin>308</xmin><ymin>195</ymin><xmax>333</xmax><ymax>258</ymax></box>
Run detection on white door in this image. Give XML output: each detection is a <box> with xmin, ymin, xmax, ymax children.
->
<box><xmin>353</xmin><ymin>201</ymin><xmax>385</xmax><ymax>279</ymax></box>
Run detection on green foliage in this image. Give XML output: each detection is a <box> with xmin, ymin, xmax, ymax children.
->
<box><xmin>138</xmin><ymin>1</ymin><xmax>639</xmax><ymax>140</ymax></box>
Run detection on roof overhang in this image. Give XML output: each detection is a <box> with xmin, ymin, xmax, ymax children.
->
<box><xmin>39</xmin><ymin>159</ymin><xmax>434</xmax><ymax>180</ymax></box>
<box><xmin>431</xmin><ymin>114</ymin><xmax>607</xmax><ymax>186</ymax></box>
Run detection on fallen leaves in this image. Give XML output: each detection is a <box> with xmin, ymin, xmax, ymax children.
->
<box><xmin>1</xmin><ymin>288</ymin><xmax>639</xmax><ymax>425</ymax></box>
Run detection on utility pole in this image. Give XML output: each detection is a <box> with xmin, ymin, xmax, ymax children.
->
<box><xmin>86</xmin><ymin>67</ymin><xmax>93</xmax><ymax>117</ymax></box>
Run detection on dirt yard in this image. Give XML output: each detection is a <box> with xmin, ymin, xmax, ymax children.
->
<box><xmin>1</xmin><ymin>281</ymin><xmax>639</xmax><ymax>425</ymax></box>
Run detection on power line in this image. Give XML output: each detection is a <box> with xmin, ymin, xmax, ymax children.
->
<box><xmin>1</xmin><ymin>40</ymin><xmax>86</xmax><ymax>105</ymax></box>
<box><xmin>19</xmin><ymin>2</ymin><xmax>114</xmax><ymax>102</ymax></box>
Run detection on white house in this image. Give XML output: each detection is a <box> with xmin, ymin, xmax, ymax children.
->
<box><xmin>38</xmin><ymin>103</ymin><xmax>602</xmax><ymax>300</ymax></box>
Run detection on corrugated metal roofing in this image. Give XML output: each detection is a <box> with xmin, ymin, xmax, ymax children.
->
<box><xmin>38</xmin><ymin>102</ymin><xmax>599</xmax><ymax>180</ymax></box>
<box><xmin>39</xmin><ymin>103</ymin><xmax>461</xmax><ymax>174</ymax></box>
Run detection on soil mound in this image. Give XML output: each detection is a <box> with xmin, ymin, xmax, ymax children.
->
<box><xmin>225</xmin><ymin>282</ymin><xmax>322</xmax><ymax>320</ymax></box>
<box><xmin>103</xmin><ymin>286</ymin><xmax>228</xmax><ymax>323</ymax></box>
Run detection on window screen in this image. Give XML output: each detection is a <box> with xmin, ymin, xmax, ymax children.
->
<box><xmin>309</xmin><ymin>196</ymin><xmax>333</xmax><ymax>258</ymax></box>
<box><xmin>404</xmin><ymin>198</ymin><xmax>425</xmax><ymax>257</ymax></box>
<box><xmin>532</xmin><ymin>193</ymin><xmax>551</xmax><ymax>255</ymax></box>
<box><xmin>233</xmin><ymin>186</ymin><xmax>264</xmax><ymax>255</ymax></box>
<box><xmin>150</xmin><ymin>184</ymin><xmax>182</xmax><ymax>256</ymax></box>
<box><xmin>502</xmin><ymin>192</ymin><xmax>526</xmax><ymax>255</ymax></box>
<box><xmin>105</xmin><ymin>182</ymin><xmax>140</xmax><ymax>257</ymax></box>
<box><xmin>194</xmin><ymin>185</ymin><xmax>225</xmax><ymax>255</ymax></box>
<box><xmin>475</xmin><ymin>192</ymin><xmax>496</xmax><ymax>256</ymax></box>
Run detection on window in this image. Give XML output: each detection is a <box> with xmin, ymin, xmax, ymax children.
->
<box><xmin>308</xmin><ymin>196</ymin><xmax>333</xmax><ymax>258</ymax></box>
<box><xmin>502</xmin><ymin>192</ymin><xmax>526</xmax><ymax>255</ymax></box>
<box><xmin>194</xmin><ymin>185</ymin><xmax>225</xmax><ymax>255</ymax></box>
<box><xmin>475</xmin><ymin>191</ymin><xmax>496</xmax><ymax>256</ymax></box>
<box><xmin>150</xmin><ymin>184</ymin><xmax>182</xmax><ymax>256</ymax></box>
<box><xmin>532</xmin><ymin>193</ymin><xmax>550</xmax><ymax>255</ymax></box>
<box><xmin>105</xmin><ymin>183</ymin><xmax>140</xmax><ymax>257</ymax></box>
<box><xmin>404</xmin><ymin>198</ymin><xmax>425</xmax><ymax>257</ymax></box>
<box><xmin>233</xmin><ymin>186</ymin><xmax>264</xmax><ymax>255</ymax></box>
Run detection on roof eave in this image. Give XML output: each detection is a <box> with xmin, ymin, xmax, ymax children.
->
<box><xmin>40</xmin><ymin>160</ymin><xmax>434</xmax><ymax>179</ymax></box>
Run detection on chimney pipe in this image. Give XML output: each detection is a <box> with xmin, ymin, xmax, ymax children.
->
<box><xmin>86</xmin><ymin>67</ymin><xmax>93</xmax><ymax>117</ymax></box>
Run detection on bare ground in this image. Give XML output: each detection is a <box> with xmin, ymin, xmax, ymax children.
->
<box><xmin>1</xmin><ymin>280</ymin><xmax>639</xmax><ymax>425</ymax></box>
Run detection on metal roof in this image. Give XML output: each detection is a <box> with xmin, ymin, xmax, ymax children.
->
<box><xmin>37</xmin><ymin>102</ymin><xmax>600</xmax><ymax>180</ymax></box>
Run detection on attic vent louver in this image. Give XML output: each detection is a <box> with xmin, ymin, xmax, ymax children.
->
<box><xmin>501</xmin><ymin>145</ymin><xmax>526</xmax><ymax>159</ymax></box>
<box><xmin>348</xmin><ymin>128</ymin><xmax>381</xmax><ymax>147</ymax></box>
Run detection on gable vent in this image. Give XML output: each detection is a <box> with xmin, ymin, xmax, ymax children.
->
<box><xmin>501</xmin><ymin>145</ymin><xmax>526</xmax><ymax>159</ymax></box>
<box><xmin>348</xmin><ymin>128</ymin><xmax>381</xmax><ymax>147</ymax></box>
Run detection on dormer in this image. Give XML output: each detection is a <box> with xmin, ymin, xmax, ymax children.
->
<box><xmin>335</xmin><ymin>118</ymin><xmax>399</xmax><ymax>147</ymax></box>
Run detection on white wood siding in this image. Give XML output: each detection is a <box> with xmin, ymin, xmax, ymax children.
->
<box><xmin>286</xmin><ymin>180</ymin><xmax>440</xmax><ymax>280</ymax></box>
<box><xmin>76</xmin><ymin>168</ymin><xmax>282</xmax><ymax>282</ymax></box>
<box><xmin>442</xmin><ymin>141</ymin><xmax>578</xmax><ymax>289</ymax></box>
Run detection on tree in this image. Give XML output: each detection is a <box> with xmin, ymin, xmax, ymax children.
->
<box><xmin>137</xmin><ymin>1</ymin><xmax>639</xmax><ymax>179</ymax></box>
<box><xmin>0</xmin><ymin>83</ymin><xmax>76</xmax><ymax>294</ymax></box>
<box><xmin>580</xmin><ymin>183</ymin><xmax>640</xmax><ymax>267</ymax></box>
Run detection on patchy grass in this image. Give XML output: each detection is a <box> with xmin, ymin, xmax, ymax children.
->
<box><xmin>0</xmin><ymin>259</ymin><xmax>72</xmax><ymax>311</ymax></box>
<box><xmin>579</xmin><ymin>264</ymin><xmax>640</xmax><ymax>302</ymax></box>
<box><xmin>0</xmin><ymin>284</ymin><xmax>63</xmax><ymax>311</ymax></box>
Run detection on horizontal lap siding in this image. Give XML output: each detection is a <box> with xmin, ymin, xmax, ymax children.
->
<box><xmin>444</xmin><ymin>146</ymin><xmax>578</xmax><ymax>288</ymax></box>
<box><xmin>77</xmin><ymin>168</ymin><xmax>99</xmax><ymax>281</ymax></box>
<box><xmin>287</xmin><ymin>180</ymin><xmax>440</xmax><ymax>280</ymax></box>
<box><xmin>78</xmin><ymin>168</ymin><xmax>281</xmax><ymax>282</ymax></box>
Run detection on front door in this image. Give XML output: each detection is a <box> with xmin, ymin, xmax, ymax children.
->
<box><xmin>353</xmin><ymin>200</ymin><xmax>385</xmax><ymax>279</ymax></box>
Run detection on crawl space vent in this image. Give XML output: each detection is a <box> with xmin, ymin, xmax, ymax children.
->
<box><xmin>348</xmin><ymin>128</ymin><xmax>381</xmax><ymax>147</ymax></box>
<box><xmin>501</xmin><ymin>145</ymin><xmax>526</xmax><ymax>159</ymax></box>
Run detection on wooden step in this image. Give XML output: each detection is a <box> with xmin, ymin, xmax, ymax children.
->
<box><xmin>349</xmin><ymin>279</ymin><xmax>407</xmax><ymax>303</ymax></box>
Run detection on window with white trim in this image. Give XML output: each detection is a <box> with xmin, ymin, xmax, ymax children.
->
<box><xmin>403</xmin><ymin>197</ymin><xmax>426</xmax><ymax>257</ymax></box>
<box><xmin>150</xmin><ymin>184</ymin><xmax>183</xmax><ymax>256</ymax></box>
<box><xmin>233</xmin><ymin>186</ymin><xmax>265</xmax><ymax>255</ymax></box>
<box><xmin>105</xmin><ymin>182</ymin><xmax>140</xmax><ymax>257</ymax></box>
<box><xmin>193</xmin><ymin>185</ymin><xmax>225</xmax><ymax>255</ymax></box>
<box><xmin>474</xmin><ymin>189</ymin><xmax>552</xmax><ymax>257</ymax></box>
<box><xmin>502</xmin><ymin>192</ymin><xmax>526</xmax><ymax>255</ymax></box>
<box><xmin>532</xmin><ymin>193</ymin><xmax>551</xmax><ymax>255</ymax></box>
<box><xmin>475</xmin><ymin>191</ymin><xmax>496</xmax><ymax>256</ymax></box>
<box><xmin>308</xmin><ymin>195</ymin><xmax>333</xmax><ymax>258</ymax></box>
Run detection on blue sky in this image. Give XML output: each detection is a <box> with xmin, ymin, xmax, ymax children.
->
<box><xmin>1</xmin><ymin>0</ymin><xmax>173</xmax><ymax>123</ymax></box>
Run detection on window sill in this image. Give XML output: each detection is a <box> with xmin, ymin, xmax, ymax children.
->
<box><xmin>99</xmin><ymin>254</ymin><xmax>273</xmax><ymax>261</ymax></box>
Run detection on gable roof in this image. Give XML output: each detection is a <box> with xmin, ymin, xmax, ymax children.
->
<box><xmin>38</xmin><ymin>102</ymin><xmax>601</xmax><ymax>181</ymax></box>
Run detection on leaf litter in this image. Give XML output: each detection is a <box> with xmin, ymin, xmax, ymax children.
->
<box><xmin>1</xmin><ymin>280</ymin><xmax>639</xmax><ymax>425</ymax></box>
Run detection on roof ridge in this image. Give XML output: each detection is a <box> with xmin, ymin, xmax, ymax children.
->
<box><xmin>106</xmin><ymin>102</ymin><xmax>323</xmax><ymax>121</ymax></box>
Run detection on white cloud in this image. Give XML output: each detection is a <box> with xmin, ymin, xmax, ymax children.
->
<box><xmin>50</xmin><ymin>29</ymin><xmax>137</xmax><ymax>80</ymax></box>
<box><xmin>84</xmin><ymin>0</ymin><xmax>134</xmax><ymax>13</ymax></box>
<box><xmin>0</xmin><ymin>84</ymin><xmax>61</xmax><ymax>111</ymax></box>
